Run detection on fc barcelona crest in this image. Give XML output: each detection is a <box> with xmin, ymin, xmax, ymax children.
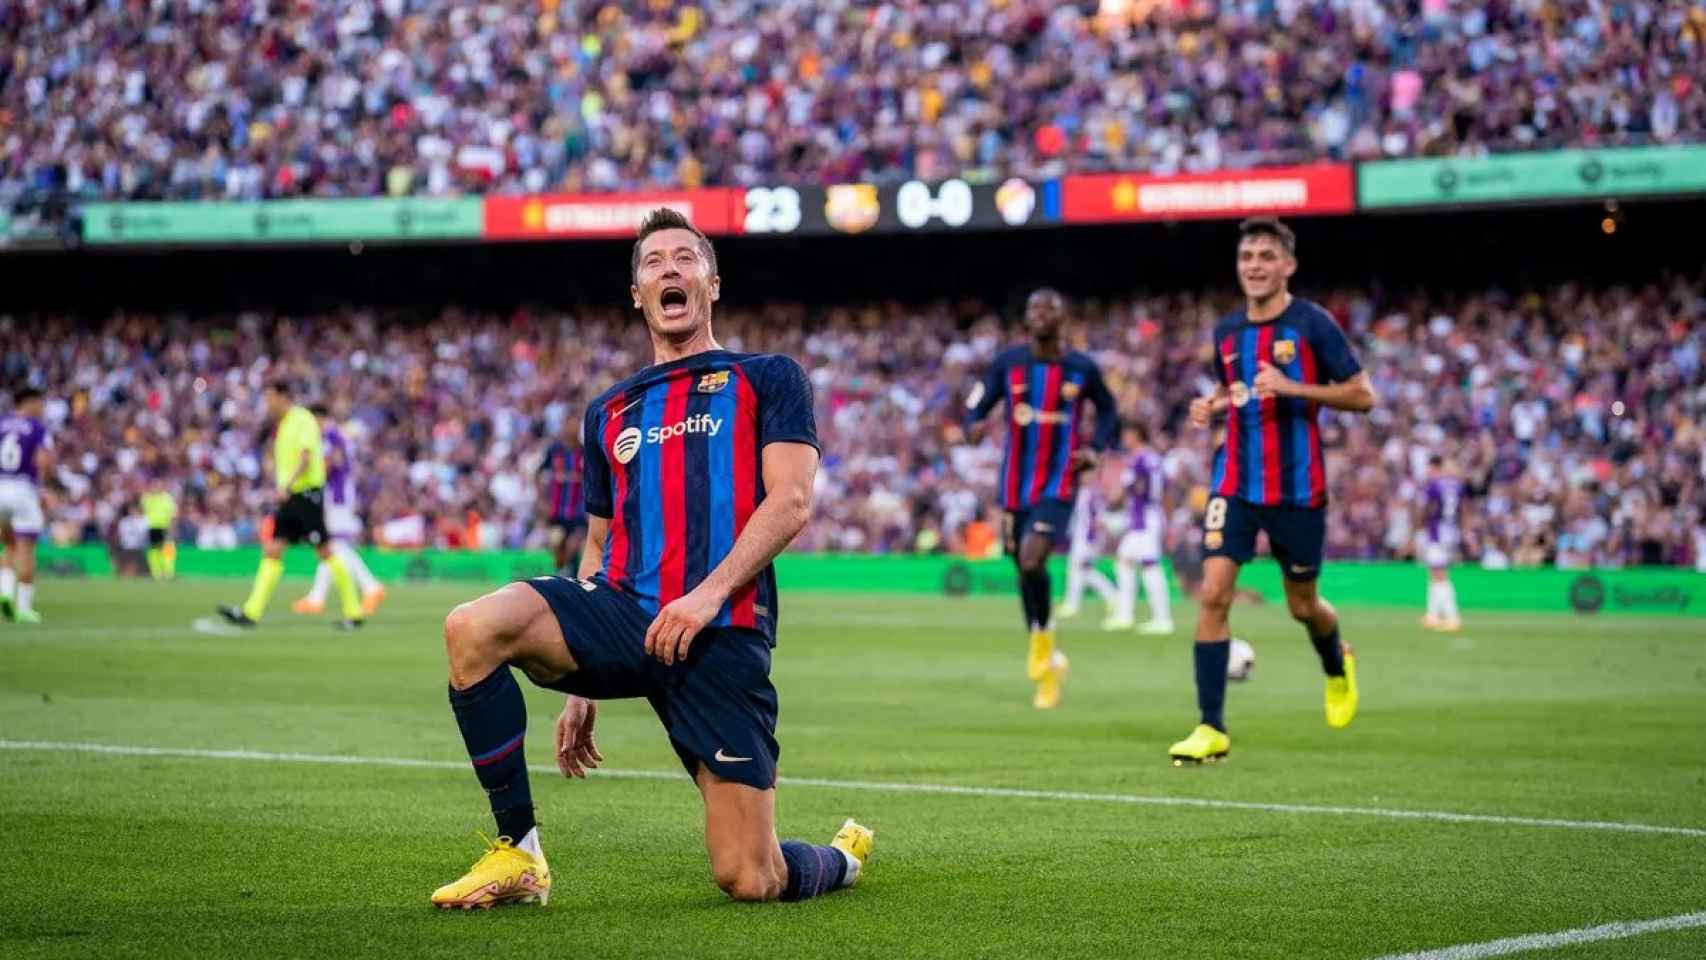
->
<box><xmin>1061</xmin><ymin>381</ymin><xmax>1082</xmax><ymax>401</ymax></box>
<box><xmin>697</xmin><ymin>370</ymin><xmax>730</xmax><ymax>393</ymax></box>
<box><xmin>1273</xmin><ymin>340</ymin><xmax>1296</xmax><ymax>364</ymax></box>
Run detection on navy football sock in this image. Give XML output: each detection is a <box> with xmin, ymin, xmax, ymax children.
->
<box><xmin>1015</xmin><ymin>566</ymin><xmax>1038</xmax><ymax>629</ymax></box>
<box><xmin>450</xmin><ymin>667</ymin><xmax>536</xmax><ymax>842</ymax></box>
<box><xmin>1019</xmin><ymin>569</ymin><xmax>1051</xmax><ymax>631</ymax></box>
<box><xmin>779</xmin><ymin>840</ymin><xmax>850</xmax><ymax>901</ymax></box>
<box><xmin>1311</xmin><ymin>624</ymin><xmax>1346</xmax><ymax>677</ymax></box>
<box><xmin>1030</xmin><ymin>569</ymin><xmax>1052</xmax><ymax>629</ymax></box>
<box><xmin>1194</xmin><ymin>641</ymin><xmax>1231</xmax><ymax>732</ymax></box>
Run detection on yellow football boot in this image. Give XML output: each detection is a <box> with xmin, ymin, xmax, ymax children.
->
<box><xmin>1169</xmin><ymin>723</ymin><xmax>1231</xmax><ymax>765</ymax></box>
<box><xmin>1325</xmin><ymin>651</ymin><xmax>1358</xmax><ymax>729</ymax></box>
<box><xmin>431</xmin><ymin>836</ymin><xmax>551</xmax><ymax>910</ymax></box>
<box><xmin>831</xmin><ymin>818</ymin><xmax>874</xmax><ymax>865</ymax></box>
<box><xmin>1026</xmin><ymin>628</ymin><xmax>1056</xmax><ymax>681</ymax></box>
<box><xmin>1032</xmin><ymin>650</ymin><xmax>1068</xmax><ymax>709</ymax></box>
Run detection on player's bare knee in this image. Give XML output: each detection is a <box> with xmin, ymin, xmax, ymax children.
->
<box><xmin>717</xmin><ymin>864</ymin><xmax>782</xmax><ymax>902</ymax></box>
<box><xmin>1198</xmin><ymin>582</ymin><xmax>1234</xmax><ymax>618</ymax></box>
<box><xmin>444</xmin><ymin>599</ymin><xmax>505</xmax><ymax>685</ymax></box>
<box><xmin>1285</xmin><ymin>593</ymin><xmax>1317</xmax><ymax>623</ymax></box>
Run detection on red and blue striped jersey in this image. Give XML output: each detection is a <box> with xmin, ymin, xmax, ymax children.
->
<box><xmin>583</xmin><ymin>350</ymin><xmax>818</xmax><ymax>645</ymax></box>
<box><xmin>964</xmin><ymin>346</ymin><xmax>1119</xmax><ymax>510</ymax></box>
<box><xmin>1209</xmin><ymin>298</ymin><xmax>1362</xmax><ymax>508</ymax></box>
<box><xmin>538</xmin><ymin>441</ymin><xmax>584</xmax><ymax>521</ymax></box>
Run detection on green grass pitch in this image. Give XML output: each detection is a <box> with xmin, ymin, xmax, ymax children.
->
<box><xmin>3</xmin><ymin>578</ymin><xmax>1704</xmax><ymax>959</ymax></box>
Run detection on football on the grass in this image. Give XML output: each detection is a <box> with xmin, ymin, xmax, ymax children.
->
<box><xmin>1227</xmin><ymin>638</ymin><xmax>1255</xmax><ymax>682</ymax></box>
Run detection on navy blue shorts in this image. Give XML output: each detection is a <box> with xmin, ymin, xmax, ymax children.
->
<box><xmin>1201</xmin><ymin>496</ymin><xmax>1325</xmax><ymax>582</ymax></box>
<box><xmin>1004</xmin><ymin>498</ymin><xmax>1073</xmax><ymax>555</ymax></box>
<box><xmin>523</xmin><ymin>575</ymin><xmax>780</xmax><ymax>790</ymax></box>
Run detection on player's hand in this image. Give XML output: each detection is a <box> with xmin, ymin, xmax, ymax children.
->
<box><xmin>554</xmin><ymin>695</ymin><xmax>603</xmax><ymax>779</ymax></box>
<box><xmin>1189</xmin><ymin>396</ymin><xmax>1215</xmax><ymax>428</ymax></box>
<box><xmin>1068</xmin><ymin>448</ymin><xmax>1100</xmax><ymax>473</ymax></box>
<box><xmin>1254</xmin><ymin>361</ymin><xmax>1295</xmax><ymax>399</ymax></box>
<box><xmin>644</xmin><ymin>585</ymin><xmax>725</xmax><ymax>666</ymax></box>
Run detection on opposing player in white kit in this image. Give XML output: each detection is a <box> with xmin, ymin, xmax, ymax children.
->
<box><xmin>1058</xmin><ymin>481</ymin><xmax>1120</xmax><ymax>624</ymax></box>
<box><xmin>1417</xmin><ymin>454</ymin><xmax>1464</xmax><ymax>632</ymax></box>
<box><xmin>1112</xmin><ymin>425</ymin><xmax>1175</xmax><ymax>636</ymax></box>
<box><xmin>0</xmin><ymin>389</ymin><xmax>52</xmax><ymax>624</ymax></box>
<box><xmin>294</xmin><ymin>404</ymin><xmax>386</xmax><ymax>617</ymax></box>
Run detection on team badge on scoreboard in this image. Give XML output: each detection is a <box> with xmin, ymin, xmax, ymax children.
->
<box><xmin>697</xmin><ymin>370</ymin><xmax>730</xmax><ymax>393</ymax></box>
<box><xmin>1273</xmin><ymin>340</ymin><xmax>1296</xmax><ymax>364</ymax></box>
<box><xmin>825</xmin><ymin>184</ymin><xmax>880</xmax><ymax>234</ymax></box>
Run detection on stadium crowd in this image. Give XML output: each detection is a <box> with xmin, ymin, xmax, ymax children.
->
<box><xmin>4</xmin><ymin>0</ymin><xmax>1705</xmax><ymax>210</ymax></box>
<box><xmin>5</xmin><ymin>275</ymin><xmax>1705</xmax><ymax>570</ymax></box>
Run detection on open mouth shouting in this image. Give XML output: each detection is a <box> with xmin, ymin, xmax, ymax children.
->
<box><xmin>659</xmin><ymin>285</ymin><xmax>690</xmax><ymax>320</ymax></box>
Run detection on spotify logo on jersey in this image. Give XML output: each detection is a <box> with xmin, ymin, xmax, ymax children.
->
<box><xmin>613</xmin><ymin>427</ymin><xmax>643</xmax><ymax>464</ymax></box>
<box><xmin>611</xmin><ymin>414</ymin><xmax>726</xmax><ymax>465</ymax></box>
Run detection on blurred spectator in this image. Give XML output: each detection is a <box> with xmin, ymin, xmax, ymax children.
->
<box><xmin>4</xmin><ymin>274</ymin><xmax>1703</xmax><ymax>568</ymax></box>
<box><xmin>4</xmin><ymin>0</ymin><xmax>1704</xmax><ymax>216</ymax></box>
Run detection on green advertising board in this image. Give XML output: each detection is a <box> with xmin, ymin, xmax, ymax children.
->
<box><xmin>1358</xmin><ymin>144</ymin><xmax>1706</xmax><ymax>209</ymax></box>
<box><xmin>81</xmin><ymin>197</ymin><xmax>483</xmax><ymax>245</ymax></box>
<box><xmin>33</xmin><ymin>545</ymin><xmax>1706</xmax><ymax>617</ymax></box>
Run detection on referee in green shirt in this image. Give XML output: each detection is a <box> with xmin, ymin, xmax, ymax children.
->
<box><xmin>142</xmin><ymin>477</ymin><xmax>177</xmax><ymax>580</ymax></box>
<box><xmin>219</xmin><ymin>381</ymin><xmax>364</xmax><ymax>629</ymax></box>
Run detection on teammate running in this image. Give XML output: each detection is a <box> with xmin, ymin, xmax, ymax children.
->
<box><xmin>964</xmin><ymin>290</ymin><xmax>1119</xmax><ymax>709</ymax></box>
<box><xmin>1170</xmin><ymin>217</ymin><xmax>1378</xmax><ymax>765</ymax></box>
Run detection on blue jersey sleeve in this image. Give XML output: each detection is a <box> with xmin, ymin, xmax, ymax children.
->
<box><xmin>1082</xmin><ymin>360</ymin><xmax>1119</xmax><ymax>451</ymax></box>
<box><xmin>1309</xmin><ymin>312</ymin><xmax>1363</xmax><ymax>383</ymax></box>
<box><xmin>581</xmin><ymin>406</ymin><xmax>614</xmax><ymax>518</ymax></box>
<box><xmin>963</xmin><ymin>353</ymin><xmax>1008</xmax><ymax>429</ymax></box>
<box><xmin>1211</xmin><ymin>323</ymin><xmax>1236</xmax><ymax>386</ymax></box>
<box><xmin>755</xmin><ymin>355</ymin><xmax>820</xmax><ymax>450</ymax></box>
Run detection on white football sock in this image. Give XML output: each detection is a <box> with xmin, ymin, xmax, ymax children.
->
<box><xmin>517</xmin><ymin>826</ymin><xmax>545</xmax><ymax>864</ymax></box>
<box><xmin>837</xmin><ymin>847</ymin><xmax>861</xmax><ymax>887</ymax></box>
<box><xmin>1426</xmin><ymin>581</ymin><xmax>1443</xmax><ymax>619</ymax></box>
<box><xmin>1086</xmin><ymin>567</ymin><xmax>1118</xmax><ymax>607</ymax></box>
<box><xmin>1062</xmin><ymin>558</ymin><xmax>1087</xmax><ymax>609</ymax></box>
<box><xmin>1142</xmin><ymin>564</ymin><xmax>1172</xmax><ymax>623</ymax></box>
<box><xmin>1440</xmin><ymin>581</ymin><xmax>1460</xmax><ymax>622</ymax></box>
<box><xmin>305</xmin><ymin>563</ymin><xmax>331</xmax><ymax>604</ymax></box>
<box><xmin>1114</xmin><ymin>560</ymin><xmax>1138</xmax><ymax>620</ymax></box>
<box><xmin>16</xmin><ymin>582</ymin><xmax>33</xmax><ymax>612</ymax></box>
<box><xmin>335</xmin><ymin>541</ymin><xmax>380</xmax><ymax>594</ymax></box>
<box><xmin>0</xmin><ymin>567</ymin><xmax>14</xmax><ymax>599</ymax></box>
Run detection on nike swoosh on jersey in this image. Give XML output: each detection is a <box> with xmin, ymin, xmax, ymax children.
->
<box><xmin>713</xmin><ymin>749</ymin><xmax>752</xmax><ymax>763</ymax></box>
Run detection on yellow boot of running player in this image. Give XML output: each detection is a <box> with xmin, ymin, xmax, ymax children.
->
<box><xmin>1032</xmin><ymin>650</ymin><xmax>1068</xmax><ymax>709</ymax></box>
<box><xmin>1026</xmin><ymin>628</ymin><xmax>1056</xmax><ymax>681</ymax></box>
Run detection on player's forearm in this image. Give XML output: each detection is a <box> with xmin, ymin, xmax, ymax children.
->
<box><xmin>1288</xmin><ymin>378</ymin><xmax>1376</xmax><ymax>412</ymax></box>
<box><xmin>578</xmin><ymin>523</ymin><xmax>608</xmax><ymax>580</ymax></box>
<box><xmin>696</xmin><ymin>485</ymin><xmax>811</xmax><ymax>603</ymax></box>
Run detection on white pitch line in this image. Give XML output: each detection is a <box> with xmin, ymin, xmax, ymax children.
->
<box><xmin>1368</xmin><ymin>911</ymin><xmax>1706</xmax><ymax>960</ymax></box>
<box><xmin>3</xmin><ymin>740</ymin><xmax>1704</xmax><ymax>839</ymax></box>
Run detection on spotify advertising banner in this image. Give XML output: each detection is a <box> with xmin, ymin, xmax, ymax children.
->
<box><xmin>1358</xmin><ymin>144</ymin><xmax>1706</xmax><ymax>209</ymax></box>
<box><xmin>35</xmin><ymin>545</ymin><xmax>1706</xmax><ymax>617</ymax></box>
